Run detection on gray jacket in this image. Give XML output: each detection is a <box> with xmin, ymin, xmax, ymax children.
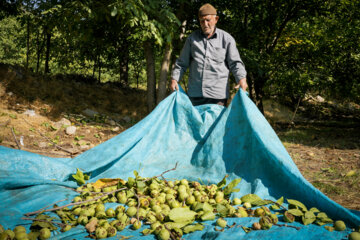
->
<box><xmin>171</xmin><ymin>28</ymin><xmax>247</xmax><ymax>99</ymax></box>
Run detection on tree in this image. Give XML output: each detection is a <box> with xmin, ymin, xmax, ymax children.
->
<box><xmin>214</xmin><ymin>0</ymin><xmax>323</xmax><ymax>112</ymax></box>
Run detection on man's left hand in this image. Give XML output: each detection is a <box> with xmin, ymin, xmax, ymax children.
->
<box><xmin>235</xmin><ymin>78</ymin><xmax>248</xmax><ymax>92</ymax></box>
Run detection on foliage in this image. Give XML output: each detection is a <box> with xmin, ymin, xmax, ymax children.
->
<box><xmin>0</xmin><ymin>16</ymin><xmax>25</xmax><ymax>65</ymax></box>
<box><xmin>0</xmin><ymin>0</ymin><xmax>358</xmax><ymax>105</ymax></box>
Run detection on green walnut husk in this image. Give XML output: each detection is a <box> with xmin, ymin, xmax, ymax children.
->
<box><xmin>15</xmin><ymin>231</ymin><xmax>28</xmax><ymax>240</ymax></box>
<box><xmin>95</xmin><ymin>226</ymin><xmax>107</xmax><ymax>239</ymax></box>
<box><xmin>61</xmin><ymin>225</ymin><xmax>72</xmax><ymax>232</ymax></box>
<box><xmin>107</xmin><ymin>226</ymin><xmax>117</xmax><ymax>237</ymax></box>
<box><xmin>283</xmin><ymin>211</ymin><xmax>295</xmax><ymax>223</ymax></box>
<box><xmin>334</xmin><ymin>220</ymin><xmax>346</xmax><ymax>231</ymax></box>
<box><xmin>2</xmin><ymin>230</ymin><xmax>15</xmax><ymax>240</ymax></box>
<box><xmin>254</xmin><ymin>208</ymin><xmax>265</xmax><ymax>217</ymax></box>
<box><xmin>132</xmin><ymin>220</ymin><xmax>142</xmax><ymax>230</ymax></box>
<box><xmin>27</xmin><ymin>231</ymin><xmax>40</xmax><ymax>240</ymax></box>
<box><xmin>39</xmin><ymin>228</ymin><xmax>51</xmax><ymax>240</ymax></box>
<box><xmin>259</xmin><ymin>216</ymin><xmax>273</xmax><ymax>230</ymax></box>
<box><xmin>158</xmin><ymin>228</ymin><xmax>170</xmax><ymax>240</ymax></box>
<box><xmin>14</xmin><ymin>226</ymin><xmax>26</xmax><ymax>234</ymax></box>
<box><xmin>349</xmin><ymin>232</ymin><xmax>360</xmax><ymax>240</ymax></box>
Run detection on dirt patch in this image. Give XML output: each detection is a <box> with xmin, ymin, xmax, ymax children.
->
<box><xmin>0</xmin><ymin>64</ymin><xmax>147</xmax><ymax>157</ymax></box>
<box><xmin>275</xmin><ymin>124</ymin><xmax>360</xmax><ymax>210</ymax></box>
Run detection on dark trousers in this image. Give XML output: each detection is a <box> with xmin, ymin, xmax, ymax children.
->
<box><xmin>189</xmin><ymin>97</ymin><xmax>227</xmax><ymax>107</ymax></box>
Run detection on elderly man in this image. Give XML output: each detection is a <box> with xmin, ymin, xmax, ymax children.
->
<box><xmin>170</xmin><ymin>3</ymin><xmax>248</xmax><ymax>106</ymax></box>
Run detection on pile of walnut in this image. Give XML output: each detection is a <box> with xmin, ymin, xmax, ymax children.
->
<box><xmin>1</xmin><ymin>173</ymin><xmax>359</xmax><ymax>240</ymax></box>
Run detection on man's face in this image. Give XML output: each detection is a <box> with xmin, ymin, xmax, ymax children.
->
<box><xmin>199</xmin><ymin>15</ymin><xmax>219</xmax><ymax>37</ymax></box>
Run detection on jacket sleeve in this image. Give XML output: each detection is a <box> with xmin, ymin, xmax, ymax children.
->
<box><xmin>171</xmin><ymin>36</ymin><xmax>192</xmax><ymax>82</ymax></box>
<box><xmin>226</xmin><ymin>36</ymin><xmax>247</xmax><ymax>83</ymax></box>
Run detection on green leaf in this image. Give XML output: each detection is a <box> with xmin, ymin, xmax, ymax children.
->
<box><xmin>309</xmin><ymin>207</ymin><xmax>320</xmax><ymax>213</ymax></box>
<box><xmin>194</xmin><ymin>202</ymin><xmax>213</xmax><ymax>213</ymax></box>
<box><xmin>270</xmin><ymin>204</ymin><xmax>280</xmax><ymax>210</ymax></box>
<box><xmin>251</xmin><ymin>199</ymin><xmax>273</xmax><ymax>207</ymax></box>
<box><xmin>136</xmin><ymin>180</ymin><xmax>146</xmax><ymax>192</ymax></box>
<box><xmin>216</xmin><ymin>204</ymin><xmax>228</xmax><ymax>217</ymax></box>
<box><xmin>183</xmin><ymin>223</ymin><xmax>204</xmax><ymax>234</ymax></box>
<box><xmin>316</xmin><ymin>212</ymin><xmax>328</xmax><ymax>219</ymax></box>
<box><xmin>74</xmin><ymin>135</ymin><xmax>84</xmax><ymax>141</ymax></box>
<box><xmin>72</xmin><ymin>168</ymin><xmax>86</xmax><ymax>185</ymax></box>
<box><xmin>142</xmin><ymin>228</ymin><xmax>154</xmax><ymax>235</ymax></box>
<box><xmin>84</xmin><ymin>174</ymin><xmax>90</xmax><ymax>180</ymax></box>
<box><xmin>276</xmin><ymin>196</ymin><xmax>284</xmax><ymax>205</ymax></box>
<box><xmin>168</xmin><ymin>207</ymin><xmax>196</xmax><ymax>223</ymax></box>
<box><xmin>287</xmin><ymin>199</ymin><xmax>308</xmax><ymax>211</ymax></box>
<box><xmin>217</xmin><ymin>175</ymin><xmax>228</xmax><ymax>188</ymax></box>
<box><xmin>240</xmin><ymin>194</ymin><xmax>262</xmax><ymax>204</ymax></box>
<box><xmin>270</xmin><ymin>196</ymin><xmax>284</xmax><ymax>210</ymax></box>
<box><xmin>315</xmin><ymin>220</ymin><xmax>326</xmax><ymax>226</ymax></box>
<box><xmin>201</xmin><ymin>211</ymin><xmax>215</xmax><ymax>221</ymax></box>
<box><xmin>133</xmin><ymin>170</ymin><xmax>139</xmax><ymax>178</ymax></box>
<box><xmin>164</xmin><ymin>221</ymin><xmax>189</xmax><ymax>229</ymax></box>
<box><xmin>223</xmin><ymin>178</ymin><xmax>241</xmax><ymax>195</ymax></box>
<box><xmin>288</xmin><ymin>208</ymin><xmax>304</xmax><ymax>217</ymax></box>
<box><xmin>32</xmin><ymin>216</ymin><xmax>57</xmax><ymax>230</ymax></box>
<box><xmin>302</xmin><ymin>211</ymin><xmax>316</xmax><ymax>225</ymax></box>
<box><xmin>316</xmin><ymin>212</ymin><xmax>333</xmax><ymax>223</ymax></box>
<box><xmin>111</xmin><ymin>7</ymin><xmax>117</xmax><ymax>17</ymax></box>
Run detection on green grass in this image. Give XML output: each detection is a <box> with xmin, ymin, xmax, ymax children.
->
<box><xmin>312</xmin><ymin>181</ymin><xmax>345</xmax><ymax>195</ymax></box>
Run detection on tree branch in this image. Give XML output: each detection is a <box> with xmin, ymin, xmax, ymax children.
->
<box><xmin>275</xmin><ymin>223</ymin><xmax>301</xmax><ymax>230</ymax></box>
<box><xmin>11</xmin><ymin>127</ymin><xmax>21</xmax><ymax>150</ymax></box>
<box><xmin>24</xmin><ymin>187</ymin><xmax>127</xmax><ymax>216</ymax></box>
<box><xmin>21</xmin><ymin>217</ymin><xmax>66</xmax><ymax>227</ymax></box>
<box><xmin>267</xmin><ymin>5</ymin><xmax>298</xmax><ymax>53</ymax></box>
<box><xmin>22</xmin><ymin>117</ymin><xmax>75</xmax><ymax>156</ymax></box>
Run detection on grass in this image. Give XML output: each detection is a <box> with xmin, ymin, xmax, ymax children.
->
<box><xmin>277</xmin><ymin>125</ymin><xmax>359</xmax><ymax>149</ymax></box>
<box><xmin>312</xmin><ymin>181</ymin><xmax>345</xmax><ymax>195</ymax></box>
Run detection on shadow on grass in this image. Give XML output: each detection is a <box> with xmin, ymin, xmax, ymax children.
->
<box><xmin>275</xmin><ymin>125</ymin><xmax>360</xmax><ymax>150</ymax></box>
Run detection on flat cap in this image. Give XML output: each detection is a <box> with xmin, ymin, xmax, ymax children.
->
<box><xmin>199</xmin><ymin>3</ymin><xmax>217</xmax><ymax>17</ymax></box>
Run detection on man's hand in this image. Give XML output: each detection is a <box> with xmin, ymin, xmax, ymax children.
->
<box><xmin>170</xmin><ymin>79</ymin><xmax>179</xmax><ymax>91</ymax></box>
<box><xmin>234</xmin><ymin>78</ymin><xmax>248</xmax><ymax>92</ymax></box>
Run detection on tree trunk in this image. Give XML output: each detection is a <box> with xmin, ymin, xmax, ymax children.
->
<box><xmin>144</xmin><ymin>41</ymin><xmax>156</xmax><ymax>112</ymax></box>
<box><xmin>171</xmin><ymin>19</ymin><xmax>187</xmax><ymax>71</ymax></box>
<box><xmin>247</xmin><ymin>72</ymin><xmax>265</xmax><ymax>114</ymax></box>
<box><xmin>36</xmin><ymin>30</ymin><xmax>40</xmax><ymax>73</ymax></box>
<box><xmin>92</xmin><ymin>56</ymin><xmax>96</xmax><ymax>79</ymax></box>
<box><xmin>119</xmin><ymin>39</ymin><xmax>129</xmax><ymax>85</ymax></box>
<box><xmin>247</xmin><ymin>72</ymin><xmax>255</xmax><ymax>101</ymax></box>
<box><xmin>44</xmin><ymin>28</ymin><xmax>51</xmax><ymax>74</ymax></box>
<box><xmin>98</xmin><ymin>56</ymin><xmax>101</xmax><ymax>82</ymax></box>
<box><xmin>157</xmin><ymin>43</ymin><xmax>172</xmax><ymax>104</ymax></box>
<box><xmin>36</xmin><ymin>29</ymin><xmax>45</xmax><ymax>73</ymax></box>
<box><xmin>26</xmin><ymin>17</ymin><xmax>30</xmax><ymax>71</ymax></box>
<box><xmin>136</xmin><ymin>71</ymin><xmax>139</xmax><ymax>89</ymax></box>
<box><xmin>254</xmin><ymin>75</ymin><xmax>265</xmax><ymax>114</ymax></box>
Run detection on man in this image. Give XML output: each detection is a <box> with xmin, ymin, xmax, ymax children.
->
<box><xmin>170</xmin><ymin>3</ymin><xmax>248</xmax><ymax>106</ymax></box>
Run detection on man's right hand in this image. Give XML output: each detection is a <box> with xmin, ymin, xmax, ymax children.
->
<box><xmin>170</xmin><ymin>79</ymin><xmax>179</xmax><ymax>91</ymax></box>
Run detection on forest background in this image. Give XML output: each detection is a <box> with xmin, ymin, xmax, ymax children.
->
<box><xmin>0</xmin><ymin>0</ymin><xmax>359</xmax><ymax>210</ymax></box>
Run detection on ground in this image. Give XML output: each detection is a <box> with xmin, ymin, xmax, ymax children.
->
<box><xmin>0</xmin><ymin>64</ymin><xmax>359</xmax><ymax>210</ymax></box>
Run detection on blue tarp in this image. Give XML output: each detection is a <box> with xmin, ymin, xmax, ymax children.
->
<box><xmin>0</xmin><ymin>89</ymin><xmax>359</xmax><ymax>239</ymax></box>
